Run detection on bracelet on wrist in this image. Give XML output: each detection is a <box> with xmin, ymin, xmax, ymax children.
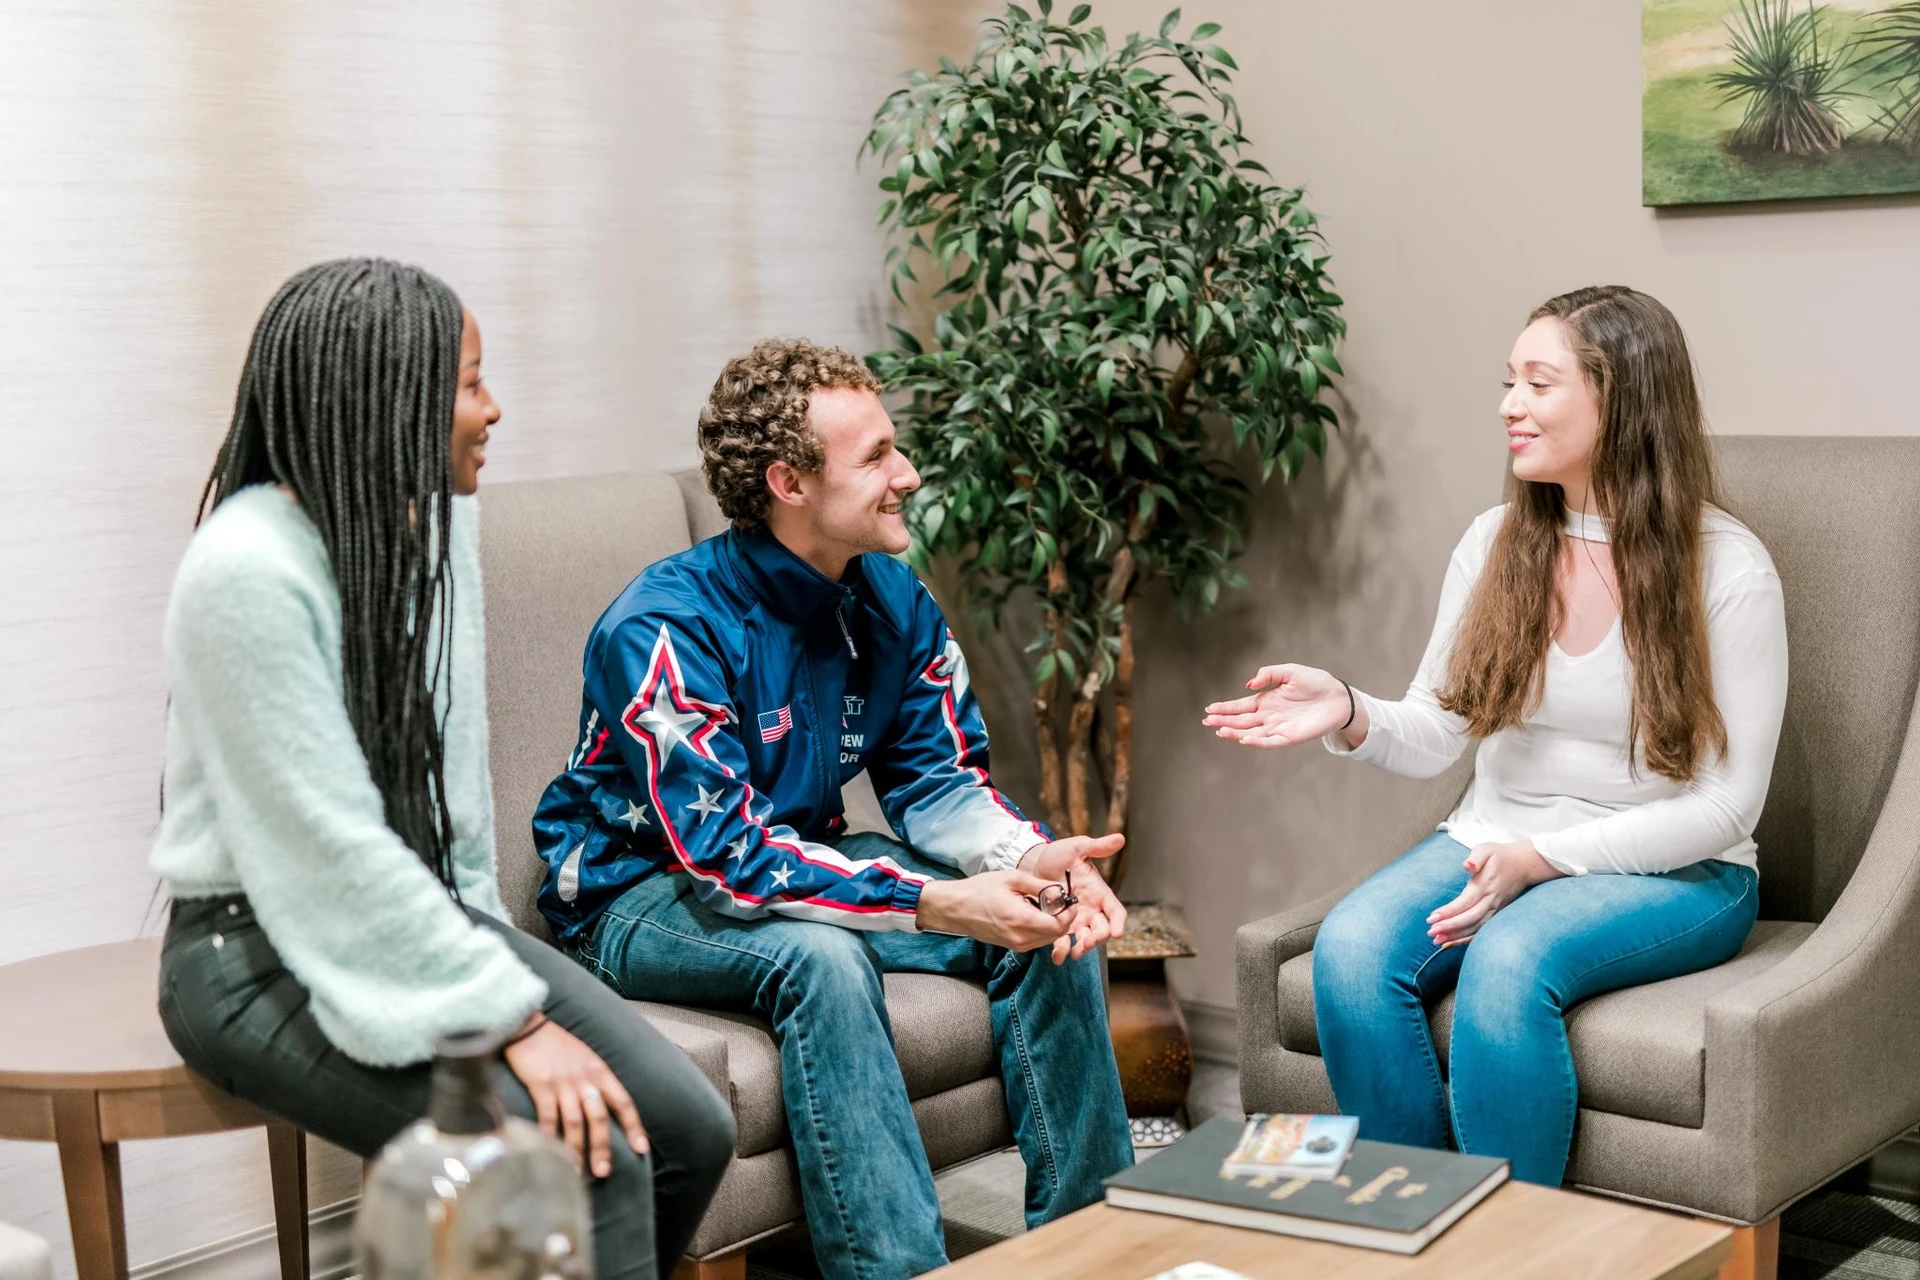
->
<box><xmin>506</xmin><ymin>1010</ymin><xmax>548</xmax><ymax>1046</ymax></box>
<box><xmin>1339</xmin><ymin>679</ymin><xmax>1357</xmax><ymax>732</ymax></box>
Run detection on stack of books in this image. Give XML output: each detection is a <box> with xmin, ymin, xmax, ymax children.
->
<box><xmin>1105</xmin><ymin>1114</ymin><xmax>1510</xmax><ymax>1255</ymax></box>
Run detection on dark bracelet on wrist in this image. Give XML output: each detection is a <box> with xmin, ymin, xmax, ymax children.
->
<box><xmin>506</xmin><ymin>1010</ymin><xmax>549</xmax><ymax>1046</ymax></box>
<box><xmin>1339</xmin><ymin>679</ymin><xmax>1357</xmax><ymax>732</ymax></box>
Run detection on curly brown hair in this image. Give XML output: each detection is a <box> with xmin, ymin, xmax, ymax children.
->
<box><xmin>697</xmin><ymin>338</ymin><xmax>884</xmax><ymax>528</ymax></box>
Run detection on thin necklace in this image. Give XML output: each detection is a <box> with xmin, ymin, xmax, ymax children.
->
<box><xmin>1569</xmin><ymin>515</ymin><xmax>1622</xmax><ymax>614</ymax></box>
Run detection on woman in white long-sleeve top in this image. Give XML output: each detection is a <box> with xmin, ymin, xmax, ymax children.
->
<box><xmin>1204</xmin><ymin>285</ymin><xmax>1787</xmax><ymax>1186</ymax></box>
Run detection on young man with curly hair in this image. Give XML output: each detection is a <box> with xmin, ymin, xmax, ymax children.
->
<box><xmin>532</xmin><ymin>338</ymin><xmax>1134</xmax><ymax>1280</ymax></box>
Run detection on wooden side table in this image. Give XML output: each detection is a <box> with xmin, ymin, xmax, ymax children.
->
<box><xmin>0</xmin><ymin>939</ymin><xmax>310</xmax><ymax>1280</ymax></box>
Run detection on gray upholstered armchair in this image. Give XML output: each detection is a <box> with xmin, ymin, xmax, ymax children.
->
<box><xmin>1236</xmin><ymin>436</ymin><xmax>1920</xmax><ymax>1274</ymax></box>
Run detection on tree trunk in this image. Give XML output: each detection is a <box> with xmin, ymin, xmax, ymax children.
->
<box><xmin>1065</xmin><ymin>671</ymin><xmax>1100</xmax><ymax>837</ymax></box>
<box><xmin>1033</xmin><ymin>563</ymin><xmax>1073</xmax><ymax>834</ymax></box>
<box><xmin>1101</xmin><ymin>598</ymin><xmax>1137</xmax><ymax>890</ymax></box>
<box><xmin>1092</xmin><ymin>698</ymin><xmax>1116</xmax><ymax>802</ymax></box>
<box><xmin>1033</xmin><ymin>666</ymin><xmax>1068</xmax><ymax>835</ymax></box>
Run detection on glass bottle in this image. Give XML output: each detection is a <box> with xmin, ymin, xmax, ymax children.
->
<box><xmin>355</xmin><ymin>1029</ymin><xmax>593</xmax><ymax>1280</ymax></box>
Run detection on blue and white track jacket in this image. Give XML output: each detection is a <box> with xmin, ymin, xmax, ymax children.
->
<box><xmin>532</xmin><ymin>524</ymin><xmax>1050</xmax><ymax>943</ymax></box>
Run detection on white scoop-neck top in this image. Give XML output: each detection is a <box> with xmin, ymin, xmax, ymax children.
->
<box><xmin>1328</xmin><ymin>504</ymin><xmax>1787</xmax><ymax>876</ymax></box>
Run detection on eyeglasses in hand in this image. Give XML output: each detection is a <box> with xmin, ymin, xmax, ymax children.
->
<box><xmin>1026</xmin><ymin>871</ymin><xmax>1077</xmax><ymax>917</ymax></box>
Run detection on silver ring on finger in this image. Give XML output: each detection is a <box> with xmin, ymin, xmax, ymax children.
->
<box><xmin>581</xmin><ymin>1085</ymin><xmax>603</xmax><ymax>1104</ymax></box>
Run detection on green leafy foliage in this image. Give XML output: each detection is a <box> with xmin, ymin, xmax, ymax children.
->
<box><xmin>862</xmin><ymin>3</ymin><xmax>1344</xmax><ymax>695</ymax></box>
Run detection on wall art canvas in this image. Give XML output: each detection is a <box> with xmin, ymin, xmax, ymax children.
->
<box><xmin>1644</xmin><ymin>0</ymin><xmax>1920</xmax><ymax>205</ymax></box>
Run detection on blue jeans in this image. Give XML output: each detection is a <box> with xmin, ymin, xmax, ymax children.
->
<box><xmin>578</xmin><ymin>833</ymin><xmax>1134</xmax><ymax>1280</ymax></box>
<box><xmin>1312</xmin><ymin>831</ymin><xmax>1758</xmax><ymax>1186</ymax></box>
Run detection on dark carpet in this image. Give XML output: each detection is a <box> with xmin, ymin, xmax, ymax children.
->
<box><xmin>1782</xmin><ymin>1190</ymin><xmax>1920</xmax><ymax>1280</ymax></box>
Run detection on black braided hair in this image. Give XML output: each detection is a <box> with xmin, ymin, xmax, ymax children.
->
<box><xmin>198</xmin><ymin>258</ymin><xmax>465</xmax><ymax>892</ymax></box>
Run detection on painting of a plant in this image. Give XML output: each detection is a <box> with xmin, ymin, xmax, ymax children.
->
<box><xmin>1858</xmin><ymin>1</ymin><xmax>1920</xmax><ymax>146</ymax></box>
<box><xmin>1710</xmin><ymin>0</ymin><xmax>1850</xmax><ymax>153</ymax></box>
<box><xmin>1644</xmin><ymin>0</ymin><xmax>1920</xmax><ymax>204</ymax></box>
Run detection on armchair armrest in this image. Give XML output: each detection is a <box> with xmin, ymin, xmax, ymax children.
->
<box><xmin>1702</xmin><ymin>726</ymin><xmax>1920</xmax><ymax>1220</ymax></box>
<box><xmin>1235</xmin><ymin>881</ymin><xmax>1355</xmax><ymax>1072</ymax></box>
<box><xmin>1232</xmin><ymin>759</ymin><xmax>1473</xmax><ymax>1112</ymax></box>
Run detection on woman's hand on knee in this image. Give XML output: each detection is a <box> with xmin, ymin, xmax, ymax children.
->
<box><xmin>503</xmin><ymin>1019</ymin><xmax>649</xmax><ymax>1177</ymax></box>
<box><xmin>1427</xmin><ymin>840</ymin><xmax>1564</xmax><ymax>947</ymax></box>
<box><xmin>1203</xmin><ymin>663</ymin><xmax>1350</xmax><ymax>749</ymax></box>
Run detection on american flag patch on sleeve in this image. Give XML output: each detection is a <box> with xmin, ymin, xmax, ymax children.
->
<box><xmin>758</xmin><ymin>705</ymin><xmax>793</xmax><ymax>743</ymax></box>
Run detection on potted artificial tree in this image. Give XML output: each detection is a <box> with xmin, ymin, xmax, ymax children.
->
<box><xmin>865</xmin><ymin>1</ymin><xmax>1344</xmax><ymax>1138</ymax></box>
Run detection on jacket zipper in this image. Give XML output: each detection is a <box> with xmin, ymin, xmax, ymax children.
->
<box><xmin>806</xmin><ymin>660</ymin><xmax>833</xmax><ymax>817</ymax></box>
<box><xmin>836</xmin><ymin>605</ymin><xmax>859</xmax><ymax>659</ymax></box>
<box><xmin>807</xmin><ymin>604</ymin><xmax>854</xmax><ymax>819</ymax></box>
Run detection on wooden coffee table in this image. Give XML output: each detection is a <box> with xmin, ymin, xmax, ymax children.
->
<box><xmin>924</xmin><ymin>1182</ymin><xmax>1732</xmax><ymax>1280</ymax></box>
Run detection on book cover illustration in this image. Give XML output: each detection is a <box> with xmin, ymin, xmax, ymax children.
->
<box><xmin>1221</xmin><ymin>1113</ymin><xmax>1358</xmax><ymax>1180</ymax></box>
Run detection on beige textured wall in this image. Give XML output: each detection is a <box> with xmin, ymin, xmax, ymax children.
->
<box><xmin>1068</xmin><ymin>0</ymin><xmax>1920</xmax><ymax>1016</ymax></box>
<box><xmin>0</xmin><ymin>2</ymin><xmax>981</xmax><ymax>1274</ymax></box>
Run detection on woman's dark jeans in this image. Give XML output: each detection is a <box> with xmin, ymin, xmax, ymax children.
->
<box><xmin>158</xmin><ymin>895</ymin><xmax>736</xmax><ymax>1280</ymax></box>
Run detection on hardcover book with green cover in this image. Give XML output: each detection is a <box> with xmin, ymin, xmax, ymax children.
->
<box><xmin>1104</xmin><ymin>1118</ymin><xmax>1509</xmax><ymax>1255</ymax></box>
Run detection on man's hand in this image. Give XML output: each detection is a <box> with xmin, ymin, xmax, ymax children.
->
<box><xmin>1426</xmin><ymin>839</ymin><xmax>1564</xmax><ymax>947</ymax></box>
<box><xmin>1020</xmin><ymin>834</ymin><xmax>1129</xmax><ymax>964</ymax></box>
<box><xmin>916</xmin><ymin>870</ymin><xmax>1070</xmax><ymax>952</ymax></box>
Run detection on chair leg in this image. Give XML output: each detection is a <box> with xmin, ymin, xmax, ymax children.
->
<box><xmin>266</xmin><ymin>1122</ymin><xmax>310</xmax><ymax>1280</ymax></box>
<box><xmin>1717</xmin><ymin>1217</ymin><xmax>1779</xmax><ymax>1280</ymax></box>
<box><xmin>671</xmin><ymin>1253</ymin><xmax>747</xmax><ymax>1280</ymax></box>
<box><xmin>51</xmin><ymin>1091</ymin><xmax>128</xmax><ymax>1280</ymax></box>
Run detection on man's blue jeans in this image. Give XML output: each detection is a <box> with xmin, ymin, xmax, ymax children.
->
<box><xmin>1312</xmin><ymin>831</ymin><xmax>1758</xmax><ymax>1187</ymax></box>
<box><xmin>577</xmin><ymin>833</ymin><xmax>1134</xmax><ymax>1280</ymax></box>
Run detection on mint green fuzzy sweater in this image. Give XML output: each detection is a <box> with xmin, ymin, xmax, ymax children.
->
<box><xmin>151</xmin><ymin>486</ymin><xmax>547</xmax><ymax>1067</ymax></box>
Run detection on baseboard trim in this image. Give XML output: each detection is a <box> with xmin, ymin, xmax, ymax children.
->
<box><xmin>1182</xmin><ymin>998</ymin><xmax>1237</xmax><ymax>1067</ymax></box>
<box><xmin>130</xmin><ymin>1198</ymin><xmax>356</xmax><ymax>1280</ymax></box>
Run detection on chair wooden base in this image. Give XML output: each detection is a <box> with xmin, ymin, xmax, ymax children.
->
<box><xmin>51</xmin><ymin>1092</ymin><xmax>127</xmax><ymax>1280</ymax></box>
<box><xmin>19</xmin><ymin>1084</ymin><xmax>310</xmax><ymax>1280</ymax></box>
<box><xmin>672</xmin><ymin>1254</ymin><xmax>747</xmax><ymax>1280</ymax></box>
<box><xmin>1715</xmin><ymin>1218</ymin><xmax>1779</xmax><ymax>1280</ymax></box>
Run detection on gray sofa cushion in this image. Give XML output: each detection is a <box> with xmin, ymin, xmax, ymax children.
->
<box><xmin>637</xmin><ymin>971</ymin><xmax>997</xmax><ymax>1158</ymax></box>
<box><xmin>675</xmin><ymin>466</ymin><xmax>734</xmax><ymax>544</ymax></box>
<box><xmin>481</xmin><ymin>471</ymin><xmax>697</xmax><ymax>936</ymax></box>
<box><xmin>1276</xmin><ymin>919</ymin><xmax>1814</xmax><ymax>1129</ymax></box>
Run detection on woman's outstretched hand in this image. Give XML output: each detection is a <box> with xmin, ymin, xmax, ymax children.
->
<box><xmin>1204</xmin><ymin>664</ymin><xmax>1355</xmax><ymax>749</ymax></box>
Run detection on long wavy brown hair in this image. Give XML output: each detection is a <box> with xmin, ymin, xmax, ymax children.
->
<box><xmin>1437</xmin><ymin>285</ymin><xmax>1727</xmax><ymax>783</ymax></box>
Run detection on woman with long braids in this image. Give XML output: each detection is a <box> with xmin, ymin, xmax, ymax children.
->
<box><xmin>1204</xmin><ymin>286</ymin><xmax>1788</xmax><ymax>1186</ymax></box>
<box><xmin>152</xmin><ymin>258</ymin><xmax>734</xmax><ymax>1279</ymax></box>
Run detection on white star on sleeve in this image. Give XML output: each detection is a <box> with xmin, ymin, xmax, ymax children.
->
<box><xmin>726</xmin><ymin>836</ymin><xmax>751</xmax><ymax>861</ymax></box>
<box><xmin>769</xmin><ymin>864</ymin><xmax>795</xmax><ymax>889</ymax></box>
<box><xmin>619</xmin><ymin>800</ymin><xmax>650</xmax><ymax>832</ymax></box>
<box><xmin>635</xmin><ymin>680</ymin><xmax>712</xmax><ymax>765</ymax></box>
<box><xmin>685</xmin><ymin>784</ymin><xmax>726</xmax><ymax>824</ymax></box>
